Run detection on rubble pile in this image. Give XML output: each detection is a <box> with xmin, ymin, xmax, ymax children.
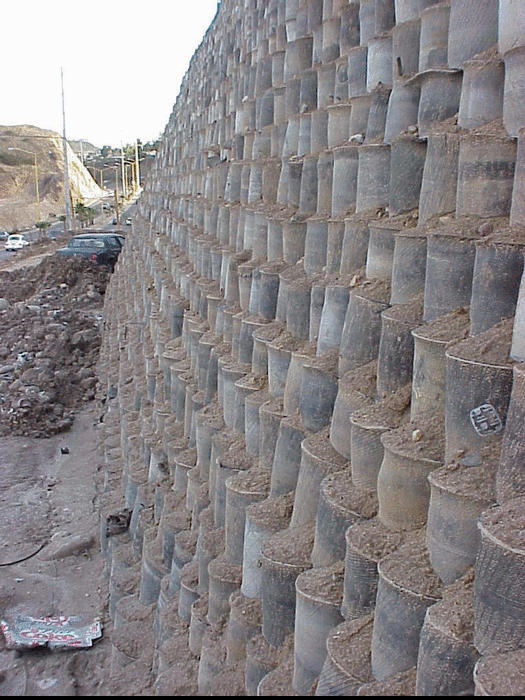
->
<box><xmin>0</xmin><ymin>256</ymin><xmax>110</xmax><ymax>437</ymax></box>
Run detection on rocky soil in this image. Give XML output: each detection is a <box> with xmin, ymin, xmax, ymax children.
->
<box><xmin>0</xmin><ymin>255</ymin><xmax>110</xmax><ymax>437</ymax></box>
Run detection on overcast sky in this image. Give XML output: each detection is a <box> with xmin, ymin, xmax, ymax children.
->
<box><xmin>1</xmin><ymin>0</ymin><xmax>219</xmax><ymax>148</ymax></box>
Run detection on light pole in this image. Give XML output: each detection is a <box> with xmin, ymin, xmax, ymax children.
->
<box><xmin>123</xmin><ymin>156</ymin><xmax>144</xmax><ymax>196</ymax></box>
<box><xmin>124</xmin><ymin>161</ymin><xmax>136</xmax><ymax>194</ymax></box>
<box><xmin>8</xmin><ymin>147</ymin><xmax>41</xmax><ymax>222</ymax></box>
<box><xmin>88</xmin><ymin>166</ymin><xmax>104</xmax><ymax>188</ymax></box>
<box><xmin>106</xmin><ymin>166</ymin><xmax>120</xmax><ymax>225</ymax></box>
<box><xmin>120</xmin><ymin>147</ymin><xmax>127</xmax><ymax>199</ymax></box>
<box><xmin>101</xmin><ymin>167</ymin><xmax>114</xmax><ymax>186</ymax></box>
<box><xmin>135</xmin><ymin>139</ymin><xmax>141</xmax><ymax>191</ymax></box>
<box><xmin>61</xmin><ymin>67</ymin><xmax>73</xmax><ymax>232</ymax></box>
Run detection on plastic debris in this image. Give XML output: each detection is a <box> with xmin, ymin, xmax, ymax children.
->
<box><xmin>0</xmin><ymin>614</ymin><xmax>102</xmax><ymax>650</ymax></box>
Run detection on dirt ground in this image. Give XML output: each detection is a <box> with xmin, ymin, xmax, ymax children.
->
<box><xmin>0</xmin><ymin>403</ymin><xmax>115</xmax><ymax>695</ymax></box>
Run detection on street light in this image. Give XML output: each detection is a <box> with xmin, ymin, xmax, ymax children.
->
<box><xmin>88</xmin><ymin>166</ymin><xmax>104</xmax><ymax>189</ymax></box>
<box><xmin>124</xmin><ymin>161</ymin><xmax>136</xmax><ymax>193</ymax></box>
<box><xmin>90</xmin><ymin>165</ymin><xmax>117</xmax><ymax>216</ymax></box>
<box><xmin>103</xmin><ymin>165</ymin><xmax>121</xmax><ymax>224</ymax></box>
<box><xmin>122</xmin><ymin>156</ymin><xmax>144</xmax><ymax>197</ymax></box>
<box><xmin>120</xmin><ymin>147</ymin><xmax>127</xmax><ymax>199</ymax></box>
<box><xmin>135</xmin><ymin>139</ymin><xmax>141</xmax><ymax>191</ymax></box>
<box><xmin>8</xmin><ymin>147</ymin><xmax>41</xmax><ymax>222</ymax></box>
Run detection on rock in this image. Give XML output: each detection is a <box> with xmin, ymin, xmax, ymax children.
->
<box><xmin>38</xmin><ymin>532</ymin><xmax>96</xmax><ymax>560</ymax></box>
<box><xmin>21</xmin><ymin>368</ymin><xmax>42</xmax><ymax>384</ymax></box>
<box><xmin>478</xmin><ymin>221</ymin><xmax>494</xmax><ymax>237</ymax></box>
<box><xmin>80</xmin><ymin>376</ymin><xmax>97</xmax><ymax>390</ymax></box>
<box><xmin>56</xmin><ymin>418</ymin><xmax>73</xmax><ymax>431</ymax></box>
<box><xmin>460</xmin><ymin>451</ymin><xmax>482</xmax><ymax>467</ymax></box>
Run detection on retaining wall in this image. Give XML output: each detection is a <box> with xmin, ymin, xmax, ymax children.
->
<box><xmin>96</xmin><ymin>0</ymin><xmax>525</xmax><ymax>695</ymax></box>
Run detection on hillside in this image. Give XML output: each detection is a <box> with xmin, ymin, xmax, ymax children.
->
<box><xmin>0</xmin><ymin>125</ymin><xmax>104</xmax><ymax>231</ymax></box>
<box><xmin>69</xmin><ymin>139</ymin><xmax>99</xmax><ymax>158</ymax></box>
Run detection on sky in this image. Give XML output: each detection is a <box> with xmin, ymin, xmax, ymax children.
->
<box><xmin>1</xmin><ymin>0</ymin><xmax>220</xmax><ymax>148</ymax></box>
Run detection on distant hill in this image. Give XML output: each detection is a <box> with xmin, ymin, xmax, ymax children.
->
<box><xmin>0</xmin><ymin>125</ymin><xmax>104</xmax><ymax>231</ymax></box>
<box><xmin>69</xmin><ymin>139</ymin><xmax>99</xmax><ymax>159</ymax></box>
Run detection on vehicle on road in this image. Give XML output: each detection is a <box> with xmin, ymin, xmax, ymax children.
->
<box><xmin>125</xmin><ymin>218</ymin><xmax>132</xmax><ymax>226</ymax></box>
<box><xmin>0</xmin><ymin>230</ymin><xmax>9</xmax><ymax>240</ymax></box>
<box><xmin>4</xmin><ymin>234</ymin><xmax>30</xmax><ymax>251</ymax></box>
<box><xmin>55</xmin><ymin>233</ymin><xmax>124</xmax><ymax>271</ymax></box>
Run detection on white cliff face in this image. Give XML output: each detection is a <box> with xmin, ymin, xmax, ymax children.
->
<box><xmin>66</xmin><ymin>142</ymin><xmax>105</xmax><ymax>201</ymax></box>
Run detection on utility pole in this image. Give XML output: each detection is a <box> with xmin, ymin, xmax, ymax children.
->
<box><xmin>114</xmin><ymin>170</ymin><xmax>120</xmax><ymax>225</ymax></box>
<box><xmin>120</xmin><ymin>146</ymin><xmax>127</xmax><ymax>199</ymax></box>
<box><xmin>61</xmin><ymin>68</ymin><xmax>73</xmax><ymax>232</ymax></box>
<box><xmin>135</xmin><ymin>139</ymin><xmax>141</xmax><ymax>191</ymax></box>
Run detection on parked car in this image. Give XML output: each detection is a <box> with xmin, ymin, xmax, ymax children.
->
<box><xmin>125</xmin><ymin>217</ymin><xmax>132</xmax><ymax>226</ymax></box>
<box><xmin>77</xmin><ymin>232</ymin><xmax>125</xmax><ymax>248</ymax></box>
<box><xmin>0</xmin><ymin>230</ymin><xmax>9</xmax><ymax>240</ymax></box>
<box><xmin>55</xmin><ymin>233</ymin><xmax>123</xmax><ymax>271</ymax></box>
<box><xmin>5</xmin><ymin>234</ymin><xmax>30</xmax><ymax>251</ymax></box>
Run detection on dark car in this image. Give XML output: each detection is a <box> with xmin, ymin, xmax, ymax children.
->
<box><xmin>82</xmin><ymin>232</ymin><xmax>125</xmax><ymax>248</ymax></box>
<box><xmin>56</xmin><ymin>233</ymin><xmax>124</xmax><ymax>271</ymax></box>
<box><xmin>74</xmin><ymin>232</ymin><xmax>125</xmax><ymax>248</ymax></box>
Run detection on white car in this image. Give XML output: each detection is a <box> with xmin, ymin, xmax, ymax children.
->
<box><xmin>5</xmin><ymin>234</ymin><xmax>30</xmax><ymax>251</ymax></box>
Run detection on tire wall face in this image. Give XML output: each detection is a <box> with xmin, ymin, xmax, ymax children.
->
<box><xmin>100</xmin><ymin>0</ymin><xmax>525</xmax><ymax>695</ymax></box>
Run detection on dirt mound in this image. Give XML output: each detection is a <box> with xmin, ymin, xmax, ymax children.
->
<box><xmin>0</xmin><ymin>255</ymin><xmax>110</xmax><ymax>437</ymax></box>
